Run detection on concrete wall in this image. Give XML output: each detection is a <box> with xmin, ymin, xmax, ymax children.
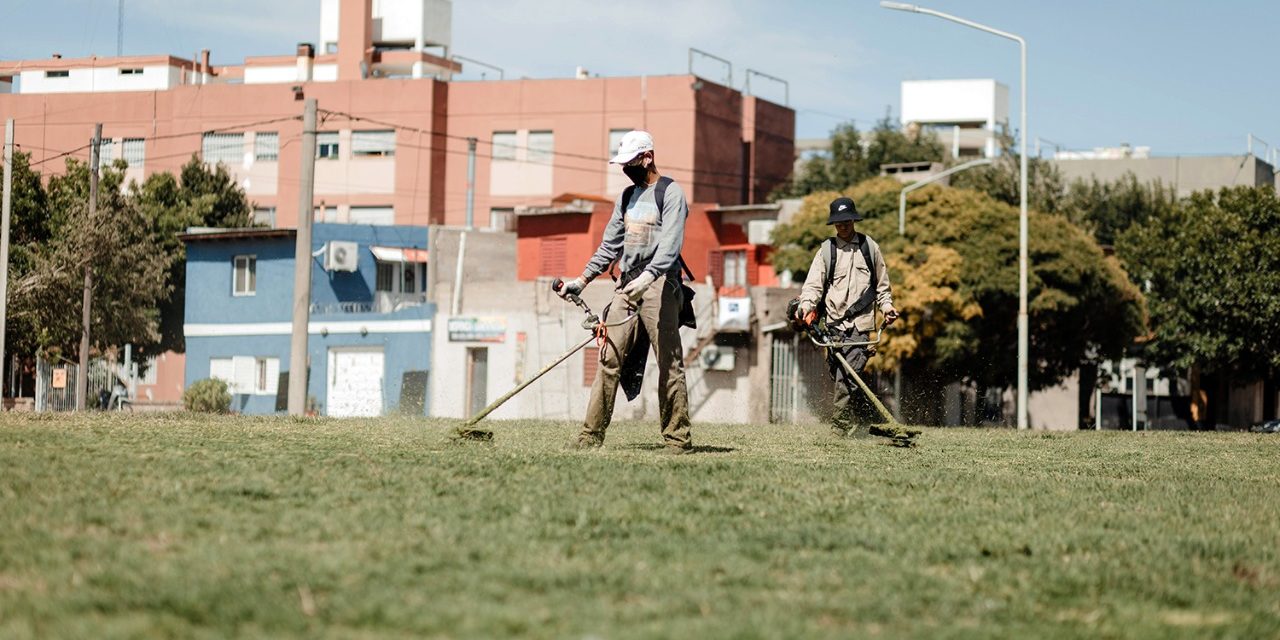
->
<box><xmin>1052</xmin><ymin>155</ymin><xmax>1275</xmax><ymax>197</ymax></box>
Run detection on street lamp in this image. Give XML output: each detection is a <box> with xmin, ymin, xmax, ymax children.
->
<box><xmin>898</xmin><ymin>157</ymin><xmax>993</xmax><ymax>235</ymax></box>
<box><xmin>881</xmin><ymin>1</ymin><xmax>1030</xmax><ymax>430</ymax></box>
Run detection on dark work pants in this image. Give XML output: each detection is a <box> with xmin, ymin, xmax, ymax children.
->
<box><xmin>825</xmin><ymin>327</ymin><xmax>872</xmax><ymax>432</ymax></box>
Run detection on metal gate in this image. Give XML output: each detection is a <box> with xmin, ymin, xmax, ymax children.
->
<box><xmin>770</xmin><ymin>333</ymin><xmax>832</xmax><ymax>423</ymax></box>
<box><xmin>770</xmin><ymin>334</ymin><xmax>797</xmax><ymax>422</ymax></box>
<box><xmin>35</xmin><ymin>356</ymin><xmax>114</xmax><ymax>412</ymax></box>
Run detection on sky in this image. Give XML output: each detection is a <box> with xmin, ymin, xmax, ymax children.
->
<box><xmin>2</xmin><ymin>0</ymin><xmax>1277</xmax><ymax>158</ymax></box>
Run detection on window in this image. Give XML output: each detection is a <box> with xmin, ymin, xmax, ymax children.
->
<box><xmin>45</xmin><ymin>70</ymin><xmax>69</xmax><ymax>78</ymax></box>
<box><xmin>724</xmin><ymin>250</ymin><xmax>748</xmax><ymax>288</ymax></box>
<box><xmin>233</xmin><ymin>255</ymin><xmax>256</xmax><ymax>296</ymax></box>
<box><xmin>253</xmin><ymin>207</ymin><xmax>276</xmax><ymax>227</ymax></box>
<box><xmin>375</xmin><ymin>262</ymin><xmax>426</xmax><ymax>293</ymax></box>
<box><xmin>527</xmin><ymin>130</ymin><xmax>554</xmax><ymax>164</ymax></box>
<box><xmin>209</xmin><ymin>356</ymin><xmax>277</xmax><ymax>395</ymax></box>
<box><xmin>491</xmin><ymin>131</ymin><xmax>516</xmax><ymax>161</ymax></box>
<box><xmin>202</xmin><ymin>132</ymin><xmax>244</xmax><ymax>166</ymax></box>
<box><xmin>97</xmin><ymin>139</ymin><xmax>116</xmax><ymax>165</ymax></box>
<box><xmin>352</xmin><ymin>130</ymin><xmax>395</xmax><ymax>157</ymax></box>
<box><xmin>348</xmin><ymin>206</ymin><xmax>394</xmax><ymax>225</ymax></box>
<box><xmin>608</xmin><ymin>128</ymin><xmax>631</xmax><ymax>156</ymax></box>
<box><xmin>489</xmin><ymin>207</ymin><xmax>515</xmax><ymax>232</ymax></box>
<box><xmin>122</xmin><ymin>138</ymin><xmax>145</xmax><ymax>167</ymax></box>
<box><xmin>119</xmin><ymin>68</ymin><xmax>143</xmax><ymax>75</ymax></box>
<box><xmin>254</xmin><ymin>132</ymin><xmax>279</xmax><ymax>161</ymax></box>
<box><xmin>316</xmin><ymin>132</ymin><xmax>340</xmax><ymax>159</ymax></box>
<box><xmin>255</xmin><ymin>357</ymin><xmax>280</xmax><ymax>394</ymax></box>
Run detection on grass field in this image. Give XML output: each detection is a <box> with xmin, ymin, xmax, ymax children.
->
<box><xmin>1</xmin><ymin>413</ymin><xmax>1278</xmax><ymax>639</ymax></box>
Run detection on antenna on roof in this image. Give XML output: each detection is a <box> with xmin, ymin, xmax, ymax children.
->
<box><xmin>116</xmin><ymin>0</ymin><xmax>124</xmax><ymax>57</ymax></box>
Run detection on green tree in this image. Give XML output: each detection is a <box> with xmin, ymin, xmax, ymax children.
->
<box><xmin>133</xmin><ymin>155</ymin><xmax>256</xmax><ymax>353</ymax></box>
<box><xmin>772</xmin><ymin>178</ymin><xmax>1145</xmax><ymax>420</ymax></box>
<box><xmin>1060</xmin><ymin>173</ymin><xmax>1176</xmax><ymax>246</ymax></box>
<box><xmin>947</xmin><ymin>139</ymin><xmax>1068</xmax><ymax>214</ymax></box>
<box><xmin>772</xmin><ymin>119</ymin><xmax>945</xmax><ymax>198</ymax></box>
<box><xmin>1116</xmin><ymin>186</ymin><xmax>1280</xmax><ymax>378</ymax></box>
<box><xmin>10</xmin><ymin>158</ymin><xmax>173</xmax><ymax>357</ymax></box>
<box><xmin>3</xmin><ymin>151</ymin><xmax>54</xmax><ymax>360</ymax></box>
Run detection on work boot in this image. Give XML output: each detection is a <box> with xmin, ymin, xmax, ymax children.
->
<box><xmin>571</xmin><ymin>433</ymin><xmax>604</xmax><ymax>450</ymax></box>
<box><xmin>661</xmin><ymin>444</ymin><xmax>693</xmax><ymax>455</ymax></box>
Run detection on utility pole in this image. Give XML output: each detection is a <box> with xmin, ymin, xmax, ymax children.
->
<box><xmin>0</xmin><ymin>119</ymin><xmax>13</xmax><ymax>409</ymax></box>
<box><xmin>76</xmin><ymin>124</ymin><xmax>102</xmax><ymax>411</ymax></box>
<box><xmin>451</xmin><ymin>138</ymin><xmax>477</xmax><ymax>316</ymax></box>
<box><xmin>287</xmin><ymin>99</ymin><xmax>317</xmax><ymax>416</ymax></box>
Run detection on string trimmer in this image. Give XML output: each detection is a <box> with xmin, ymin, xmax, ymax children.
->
<box><xmin>797</xmin><ymin>315</ymin><xmax>920</xmax><ymax>447</ymax></box>
<box><xmin>453</xmin><ymin>278</ymin><xmax>620</xmax><ymax>441</ymax></box>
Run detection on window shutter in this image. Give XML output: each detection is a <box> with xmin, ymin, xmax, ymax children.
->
<box><xmin>708</xmin><ymin>250</ymin><xmax>724</xmax><ymax>288</ymax></box>
<box><xmin>232</xmin><ymin>356</ymin><xmax>255</xmax><ymax>395</ymax></box>
<box><xmin>746</xmin><ymin>248</ymin><xmax>759</xmax><ymax>286</ymax></box>
<box><xmin>352</xmin><ymin>130</ymin><xmax>396</xmax><ymax>156</ymax></box>
<box><xmin>209</xmin><ymin>358</ymin><xmax>234</xmax><ymax>389</ymax></box>
<box><xmin>540</xmin><ymin>236</ymin><xmax>567</xmax><ymax>276</ymax></box>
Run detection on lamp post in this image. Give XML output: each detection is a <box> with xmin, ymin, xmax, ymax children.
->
<box><xmin>898</xmin><ymin>157</ymin><xmax>993</xmax><ymax>235</ymax></box>
<box><xmin>881</xmin><ymin>1</ymin><xmax>1030</xmax><ymax>429</ymax></box>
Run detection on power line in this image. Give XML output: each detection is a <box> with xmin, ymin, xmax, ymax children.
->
<box><xmin>316</xmin><ymin>108</ymin><xmax>768</xmax><ymax>184</ymax></box>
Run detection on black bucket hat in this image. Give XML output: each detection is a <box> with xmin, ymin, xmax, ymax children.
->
<box><xmin>827</xmin><ymin>197</ymin><xmax>863</xmax><ymax>224</ymax></box>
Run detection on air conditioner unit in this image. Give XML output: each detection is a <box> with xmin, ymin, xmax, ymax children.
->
<box><xmin>747</xmin><ymin>220</ymin><xmax>777</xmax><ymax>245</ymax></box>
<box><xmin>717</xmin><ymin>296</ymin><xmax>752</xmax><ymax>332</ymax></box>
<box><xmin>325</xmin><ymin>241</ymin><xmax>359</xmax><ymax>272</ymax></box>
<box><xmin>699</xmin><ymin>345</ymin><xmax>736</xmax><ymax>371</ymax></box>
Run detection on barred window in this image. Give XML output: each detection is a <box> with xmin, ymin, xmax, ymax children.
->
<box><xmin>122</xmin><ymin>138</ymin><xmax>145</xmax><ymax>166</ymax></box>
<box><xmin>254</xmin><ymin>132</ymin><xmax>279</xmax><ymax>161</ymax></box>
<box><xmin>202</xmin><ymin>132</ymin><xmax>245</xmax><ymax>166</ymax></box>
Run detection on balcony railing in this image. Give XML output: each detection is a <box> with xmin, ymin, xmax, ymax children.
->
<box><xmin>310</xmin><ymin>292</ymin><xmax>428</xmax><ymax>316</ymax></box>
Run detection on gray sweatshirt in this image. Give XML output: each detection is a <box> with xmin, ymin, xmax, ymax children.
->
<box><xmin>582</xmin><ymin>179</ymin><xmax>688</xmax><ymax>281</ymax></box>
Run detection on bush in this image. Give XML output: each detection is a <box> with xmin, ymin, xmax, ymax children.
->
<box><xmin>183</xmin><ymin>378</ymin><xmax>231</xmax><ymax>413</ymax></box>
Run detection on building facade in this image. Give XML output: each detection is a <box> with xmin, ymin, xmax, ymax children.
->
<box><xmin>182</xmin><ymin>224</ymin><xmax>434</xmax><ymax>416</ymax></box>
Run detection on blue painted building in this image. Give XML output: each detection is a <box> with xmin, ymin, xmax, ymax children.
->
<box><xmin>181</xmin><ymin>224</ymin><xmax>434</xmax><ymax>416</ymax></box>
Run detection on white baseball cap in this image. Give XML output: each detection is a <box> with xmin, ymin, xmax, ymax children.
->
<box><xmin>608</xmin><ymin>130</ymin><xmax>655</xmax><ymax>164</ymax></box>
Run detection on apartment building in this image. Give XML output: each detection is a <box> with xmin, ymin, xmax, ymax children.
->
<box><xmin>0</xmin><ymin>0</ymin><xmax>794</xmax><ymax>231</ymax></box>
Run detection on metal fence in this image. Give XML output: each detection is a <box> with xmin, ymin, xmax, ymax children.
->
<box><xmin>35</xmin><ymin>356</ymin><xmax>116</xmax><ymax>412</ymax></box>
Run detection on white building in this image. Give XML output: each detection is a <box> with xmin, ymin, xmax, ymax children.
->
<box><xmin>901</xmin><ymin>79</ymin><xmax>1009</xmax><ymax>158</ymax></box>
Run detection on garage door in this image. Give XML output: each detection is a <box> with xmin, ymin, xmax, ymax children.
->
<box><xmin>327</xmin><ymin>348</ymin><xmax>384</xmax><ymax>417</ymax></box>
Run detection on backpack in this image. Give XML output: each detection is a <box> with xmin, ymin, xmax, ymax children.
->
<box><xmin>788</xmin><ymin>234</ymin><xmax>878</xmax><ymax>328</ymax></box>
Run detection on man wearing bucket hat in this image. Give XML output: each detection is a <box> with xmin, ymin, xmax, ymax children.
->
<box><xmin>794</xmin><ymin>196</ymin><xmax>899</xmax><ymax>438</ymax></box>
<box><xmin>555</xmin><ymin>130</ymin><xmax>694</xmax><ymax>454</ymax></box>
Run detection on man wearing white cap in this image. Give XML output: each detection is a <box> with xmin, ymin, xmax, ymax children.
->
<box><xmin>555</xmin><ymin>130</ymin><xmax>693</xmax><ymax>454</ymax></box>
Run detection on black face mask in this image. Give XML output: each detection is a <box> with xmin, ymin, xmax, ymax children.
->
<box><xmin>622</xmin><ymin>162</ymin><xmax>649</xmax><ymax>185</ymax></box>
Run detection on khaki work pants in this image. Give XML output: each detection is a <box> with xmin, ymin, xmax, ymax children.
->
<box><xmin>581</xmin><ymin>274</ymin><xmax>692</xmax><ymax>448</ymax></box>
